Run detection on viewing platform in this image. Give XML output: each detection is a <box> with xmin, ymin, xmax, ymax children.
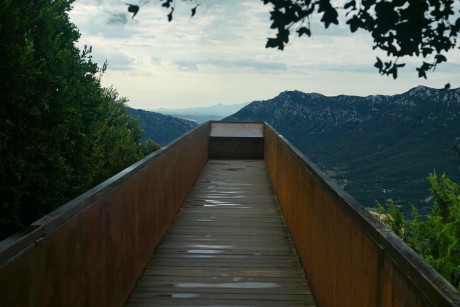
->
<box><xmin>127</xmin><ymin>160</ymin><xmax>315</xmax><ymax>306</ymax></box>
<box><xmin>1</xmin><ymin>122</ymin><xmax>459</xmax><ymax>306</ymax></box>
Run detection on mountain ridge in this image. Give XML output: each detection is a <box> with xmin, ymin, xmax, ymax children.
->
<box><xmin>127</xmin><ymin>108</ymin><xmax>199</xmax><ymax>145</ymax></box>
<box><xmin>225</xmin><ymin>86</ymin><xmax>460</xmax><ymax>214</ymax></box>
<box><xmin>151</xmin><ymin>102</ymin><xmax>249</xmax><ymax>116</ymax></box>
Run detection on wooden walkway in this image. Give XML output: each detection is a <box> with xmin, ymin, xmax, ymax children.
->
<box><xmin>127</xmin><ymin>160</ymin><xmax>316</xmax><ymax>306</ymax></box>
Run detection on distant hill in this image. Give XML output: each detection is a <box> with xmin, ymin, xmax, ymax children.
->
<box><xmin>151</xmin><ymin>103</ymin><xmax>249</xmax><ymax>123</ymax></box>
<box><xmin>128</xmin><ymin>108</ymin><xmax>199</xmax><ymax>145</ymax></box>
<box><xmin>226</xmin><ymin>86</ymin><xmax>460</xmax><ymax>214</ymax></box>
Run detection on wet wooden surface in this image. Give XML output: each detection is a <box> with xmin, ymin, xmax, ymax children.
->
<box><xmin>127</xmin><ymin>160</ymin><xmax>316</xmax><ymax>306</ymax></box>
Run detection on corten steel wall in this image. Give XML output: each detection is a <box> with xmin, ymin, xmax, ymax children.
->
<box><xmin>0</xmin><ymin>123</ymin><xmax>210</xmax><ymax>307</ymax></box>
<box><xmin>264</xmin><ymin>124</ymin><xmax>460</xmax><ymax>307</ymax></box>
<box><xmin>209</xmin><ymin>122</ymin><xmax>265</xmax><ymax>159</ymax></box>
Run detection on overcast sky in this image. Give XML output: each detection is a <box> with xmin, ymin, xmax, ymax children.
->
<box><xmin>69</xmin><ymin>0</ymin><xmax>460</xmax><ymax>109</ymax></box>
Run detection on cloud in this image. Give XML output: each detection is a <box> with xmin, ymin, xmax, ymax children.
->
<box><xmin>69</xmin><ymin>1</ymin><xmax>460</xmax><ymax>109</ymax></box>
<box><xmin>173</xmin><ymin>58</ymin><xmax>287</xmax><ymax>72</ymax></box>
<box><xmin>105</xmin><ymin>53</ymin><xmax>135</xmax><ymax>71</ymax></box>
<box><xmin>107</xmin><ymin>13</ymin><xmax>129</xmax><ymax>25</ymax></box>
<box><xmin>86</xmin><ymin>47</ymin><xmax>136</xmax><ymax>71</ymax></box>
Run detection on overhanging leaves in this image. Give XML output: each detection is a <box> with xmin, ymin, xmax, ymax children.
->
<box><xmin>261</xmin><ymin>0</ymin><xmax>459</xmax><ymax>79</ymax></box>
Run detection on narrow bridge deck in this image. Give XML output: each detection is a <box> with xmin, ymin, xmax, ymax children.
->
<box><xmin>127</xmin><ymin>160</ymin><xmax>316</xmax><ymax>306</ymax></box>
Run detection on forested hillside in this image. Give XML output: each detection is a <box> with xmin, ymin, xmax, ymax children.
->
<box><xmin>128</xmin><ymin>108</ymin><xmax>199</xmax><ymax>145</ymax></box>
<box><xmin>0</xmin><ymin>1</ymin><xmax>159</xmax><ymax>239</ymax></box>
<box><xmin>226</xmin><ymin>86</ymin><xmax>460</xmax><ymax>214</ymax></box>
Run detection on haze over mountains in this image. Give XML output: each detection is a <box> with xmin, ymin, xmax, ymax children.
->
<box><xmin>225</xmin><ymin>86</ymin><xmax>460</xmax><ymax>214</ymax></box>
<box><xmin>150</xmin><ymin>103</ymin><xmax>249</xmax><ymax>123</ymax></box>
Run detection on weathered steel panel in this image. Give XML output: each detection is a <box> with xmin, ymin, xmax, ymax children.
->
<box><xmin>210</xmin><ymin>122</ymin><xmax>264</xmax><ymax>138</ymax></box>
<box><xmin>263</xmin><ymin>123</ymin><xmax>460</xmax><ymax>307</ymax></box>
<box><xmin>209</xmin><ymin>137</ymin><xmax>264</xmax><ymax>159</ymax></box>
<box><xmin>0</xmin><ymin>123</ymin><xmax>210</xmax><ymax>306</ymax></box>
<box><xmin>209</xmin><ymin>122</ymin><xmax>264</xmax><ymax>159</ymax></box>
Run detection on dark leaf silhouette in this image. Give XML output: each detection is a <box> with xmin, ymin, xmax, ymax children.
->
<box><xmin>347</xmin><ymin>15</ymin><xmax>360</xmax><ymax>33</ymax></box>
<box><xmin>390</xmin><ymin>66</ymin><xmax>397</xmax><ymax>79</ymax></box>
<box><xmin>126</xmin><ymin>4</ymin><xmax>140</xmax><ymax>19</ymax></box>
<box><xmin>297</xmin><ymin>27</ymin><xmax>311</xmax><ymax>37</ymax></box>
<box><xmin>435</xmin><ymin>54</ymin><xmax>447</xmax><ymax>64</ymax></box>
<box><xmin>266</xmin><ymin>37</ymin><xmax>283</xmax><ymax>50</ymax></box>
<box><xmin>191</xmin><ymin>5</ymin><xmax>200</xmax><ymax>17</ymax></box>
<box><xmin>374</xmin><ymin>57</ymin><xmax>383</xmax><ymax>71</ymax></box>
<box><xmin>168</xmin><ymin>7</ymin><xmax>174</xmax><ymax>22</ymax></box>
<box><xmin>417</xmin><ymin>67</ymin><xmax>427</xmax><ymax>79</ymax></box>
<box><xmin>344</xmin><ymin>0</ymin><xmax>356</xmax><ymax>10</ymax></box>
<box><xmin>162</xmin><ymin>0</ymin><xmax>173</xmax><ymax>8</ymax></box>
<box><xmin>261</xmin><ymin>0</ymin><xmax>459</xmax><ymax>79</ymax></box>
<box><xmin>318</xmin><ymin>0</ymin><xmax>339</xmax><ymax>28</ymax></box>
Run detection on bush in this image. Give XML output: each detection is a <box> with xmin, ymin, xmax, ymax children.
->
<box><xmin>375</xmin><ymin>173</ymin><xmax>460</xmax><ymax>289</ymax></box>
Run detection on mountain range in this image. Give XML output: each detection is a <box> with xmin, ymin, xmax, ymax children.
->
<box><xmin>225</xmin><ymin>86</ymin><xmax>460</xmax><ymax>214</ymax></box>
<box><xmin>127</xmin><ymin>108</ymin><xmax>199</xmax><ymax>145</ymax></box>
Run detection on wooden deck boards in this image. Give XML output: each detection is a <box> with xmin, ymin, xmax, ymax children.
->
<box><xmin>126</xmin><ymin>160</ymin><xmax>316</xmax><ymax>306</ymax></box>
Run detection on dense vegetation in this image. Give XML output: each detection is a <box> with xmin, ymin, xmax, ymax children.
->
<box><xmin>376</xmin><ymin>173</ymin><xmax>460</xmax><ymax>289</ymax></box>
<box><xmin>0</xmin><ymin>0</ymin><xmax>159</xmax><ymax>240</ymax></box>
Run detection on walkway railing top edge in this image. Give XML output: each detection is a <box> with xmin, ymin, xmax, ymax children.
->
<box><xmin>0</xmin><ymin>122</ymin><xmax>211</xmax><ymax>268</ymax></box>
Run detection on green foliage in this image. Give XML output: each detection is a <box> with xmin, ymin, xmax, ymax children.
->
<box><xmin>376</xmin><ymin>199</ymin><xmax>407</xmax><ymax>239</ymax></box>
<box><xmin>376</xmin><ymin>173</ymin><xmax>460</xmax><ymax>289</ymax></box>
<box><xmin>0</xmin><ymin>0</ymin><xmax>160</xmax><ymax>239</ymax></box>
<box><xmin>92</xmin><ymin>87</ymin><xmax>160</xmax><ymax>183</ymax></box>
<box><xmin>140</xmin><ymin>140</ymin><xmax>162</xmax><ymax>157</ymax></box>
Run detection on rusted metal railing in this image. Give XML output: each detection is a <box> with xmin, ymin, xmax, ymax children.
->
<box><xmin>264</xmin><ymin>123</ymin><xmax>460</xmax><ymax>307</ymax></box>
<box><xmin>0</xmin><ymin>123</ymin><xmax>210</xmax><ymax>306</ymax></box>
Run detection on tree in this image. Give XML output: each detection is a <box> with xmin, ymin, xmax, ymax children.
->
<box><xmin>0</xmin><ymin>0</ymin><xmax>159</xmax><ymax>239</ymax></box>
<box><xmin>94</xmin><ymin>87</ymin><xmax>161</xmax><ymax>183</ymax></box>
<box><xmin>376</xmin><ymin>173</ymin><xmax>460</xmax><ymax>289</ymax></box>
<box><xmin>151</xmin><ymin>0</ymin><xmax>459</xmax><ymax>80</ymax></box>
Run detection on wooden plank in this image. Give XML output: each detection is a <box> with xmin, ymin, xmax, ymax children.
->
<box><xmin>133</xmin><ymin>285</ymin><xmax>312</xmax><ymax>295</ymax></box>
<box><xmin>126</xmin><ymin>160</ymin><xmax>316</xmax><ymax>306</ymax></box>
<box><xmin>127</xmin><ymin>299</ymin><xmax>314</xmax><ymax>307</ymax></box>
<box><xmin>142</xmin><ymin>267</ymin><xmax>307</xmax><ymax>278</ymax></box>
<box><xmin>130</xmin><ymin>292</ymin><xmax>314</xmax><ymax>301</ymax></box>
